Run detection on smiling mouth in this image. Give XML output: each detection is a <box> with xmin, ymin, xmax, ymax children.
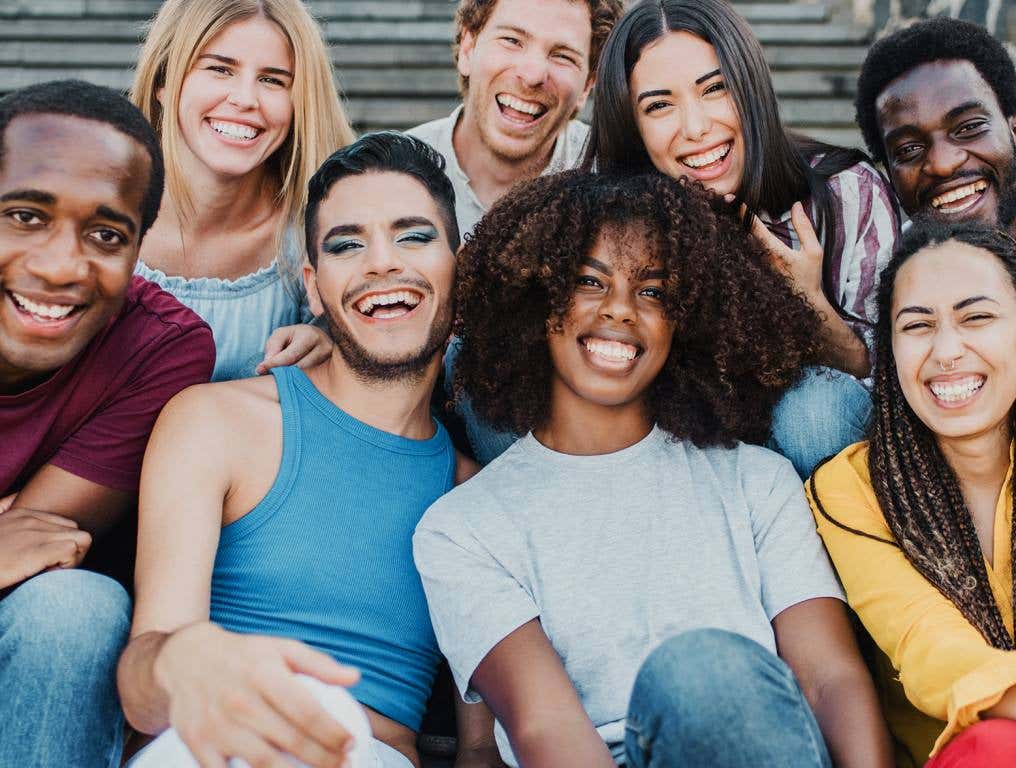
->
<box><xmin>930</xmin><ymin>180</ymin><xmax>988</xmax><ymax>213</ymax></box>
<box><xmin>9</xmin><ymin>291</ymin><xmax>84</xmax><ymax>322</ymax></box>
<box><xmin>354</xmin><ymin>290</ymin><xmax>423</xmax><ymax>320</ymax></box>
<box><xmin>496</xmin><ymin>93</ymin><xmax>548</xmax><ymax>125</ymax></box>
<box><xmin>928</xmin><ymin>375</ymin><xmax>985</xmax><ymax>404</ymax></box>
<box><xmin>580</xmin><ymin>335</ymin><xmax>642</xmax><ymax>364</ymax></box>
<box><xmin>208</xmin><ymin>119</ymin><xmax>262</xmax><ymax>142</ymax></box>
<box><xmin>680</xmin><ymin>142</ymin><xmax>731</xmax><ymax>170</ymax></box>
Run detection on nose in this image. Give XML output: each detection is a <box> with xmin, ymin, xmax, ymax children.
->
<box><xmin>24</xmin><ymin>224</ymin><xmax>89</xmax><ymax>286</ymax></box>
<box><xmin>227</xmin><ymin>75</ymin><xmax>259</xmax><ymax>110</ymax></box>
<box><xmin>515</xmin><ymin>51</ymin><xmax>549</xmax><ymax>90</ymax></box>
<box><xmin>361</xmin><ymin>239</ymin><xmax>406</xmax><ymax>278</ymax></box>
<box><xmin>598</xmin><ymin>287</ymin><xmax>637</xmax><ymax>325</ymax></box>
<box><xmin>922</xmin><ymin>137</ymin><xmax>966</xmax><ymax>179</ymax></box>
<box><xmin>931</xmin><ymin>321</ymin><xmax>966</xmax><ymax>369</ymax></box>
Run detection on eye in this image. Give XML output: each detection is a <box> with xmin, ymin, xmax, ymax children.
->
<box><xmin>500</xmin><ymin>36</ymin><xmax>522</xmax><ymax>47</ymax></box>
<box><xmin>955</xmin><ymin>119</ymin><xmax>988</xmax><ymax>137</ymax></box>
<box><xmin>703</xmin><ymin>81</ymin><xmax>726</xmax><ymax>96</ymax></box>
<box><xmin>259</xmin><ymin>75</ymin><xmax>288</xmax><ymax>88</ymax></box>
<box><xmin>206</xmin><ymin>64</ymin><xmax>232</xmax><ymax>75</ymax></box>
<box><xmin>6</xmin><ymin>209</ymin><xmax>44</xmax><ymax>226</ymax></box>
<box><xmin>644</xmin><ymin>100</ymin><xmax>670</xmax><ymax>114</ymax></box>
<box><xmin>899</xmin><ymin>319</ymin><xmax>932</xmax><ymax>332</ymax></box>
<box><xmin>552</xmin><ymin>51</ymin><xmax>578</xmax><ymax>66</ymax></box>
<box><xmin>396</xmin><ymin>229</ymin><xmax>437</xmax><ymax>245</ymax></box>
<box><xmin>323</xmin><ymin>238</ymin><xmax>363</xmax><ymax>255</ymax></box>
<box><xmin>576</xmin><ymin>275</ymin><xmax>603</xmax><ymax>289</ymax></box>
<box><xmin>962</xmin><ymin>312</ymin><xmax>995</xmax><ymax>324</ymax></box>
<box><xmin>893</xmin><ymin>143</ymin><xmax>923</xmax><ymax>163</ymax></box>
<box><xmin>640</xmin><ymin>286</ymin><xmax>664</xmax><ymax>300</ymax></box>
<box><xmin>89</xmin><ymin>228</ymin><xmax>127</xmax><ymax>247</ymax></box>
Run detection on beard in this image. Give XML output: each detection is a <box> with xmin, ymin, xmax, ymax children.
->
<box><xmin>320</xmin><ymin>292</ymin><xmax>452</xmax><ymax>384</ymax></box>
<box><xmin>996</xmin><ymin>141</ymin><xmax>1016</xmax><ymax>231</ymax></box>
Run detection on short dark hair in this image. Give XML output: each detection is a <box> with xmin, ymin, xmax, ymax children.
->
<box><xmin>454</xmin><ymin>170</ymin><xmax>823</xmax><ymax>446</ymax></box>
<box><xmin>304</xmin><ymin>131</ymin><xmax>459</xmax><ymax>266</ymax></box>
<box><xmin>856</xmin><ymin>18</ymin><xmax>1016</xmax><ymax>165</ymax></box>
<box><xmin>0</xmin><ymin>80</ymin><xmax>164</xmax><ymax>240</ymax></box>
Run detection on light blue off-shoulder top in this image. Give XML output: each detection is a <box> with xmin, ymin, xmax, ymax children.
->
<box><xmin>135</xmin><ymin>228</ymin><xmax>312</xmax><ymax>382</ymax></box>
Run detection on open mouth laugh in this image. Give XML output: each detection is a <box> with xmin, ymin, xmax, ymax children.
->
<box><xmin>496</xmin><ymin>93</ymin><xmax>549</xmax><ymax>126</ymax></box>
<box><xmin>353</xmin><ymin>289</ymin><xmax>423</xmax><ymax>321</ymax></box>
<box><xmin>929</xmin><ymin>179</ymin><xmax>989</xmax><ymax>214</ymax></box>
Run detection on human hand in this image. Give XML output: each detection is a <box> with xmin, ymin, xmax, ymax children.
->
<box><xmin>748</xmin><ymin>201</ymin><xmax>824</xmax><ymax>300</ymax></box>
<box><xmin>155</xmin><ymin>622</ymin><xmax>361</xmax><ymax>768</ymax></box>
<box><xmin>0</xmin><ymin>508</ymin><xmax>91</xmax><ymax>589</ymax></box>
<box><xmin>0</xmin><ymin>493</ymin><xmax>16</xmax><ymax>513</ymax></box>
<box><xmin>257</xmin><ymin>324</ymin><xmax>332</xmax><ymax>375</ymax></box>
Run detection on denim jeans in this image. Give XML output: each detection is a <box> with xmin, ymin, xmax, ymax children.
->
<box><xmin>0</xmin><ymin>569</ymin><xmax>131</xmax><ymax>768</ymax></box>
<box><xmin>625</xmin><ymin>629</ymin><xmax>832</xmax><ymax>768</ymax></box>
<box><xmin>447</xmin><ymin>332</ymin><xmax>871</xmax><ymax>476</ymax></box>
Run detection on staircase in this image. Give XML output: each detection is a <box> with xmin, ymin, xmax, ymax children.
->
<box><xmin>0</xmin><ymin>0</ymin><xmax>870</xmax><ymax>147</ymax></box>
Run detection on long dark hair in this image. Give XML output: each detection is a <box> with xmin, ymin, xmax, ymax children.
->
<box><xmin>583</xmin><ymin>0</ymin><xmax>893</xmax><ymax>322</ymax></box>
<box><xmin>846</xmin><ymin>222</ymin><xmax>1015</xmax><ymax>647</ymax></box>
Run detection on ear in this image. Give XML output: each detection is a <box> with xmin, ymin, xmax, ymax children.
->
<box><xmin>156</xmin><ymin>85</ymin><xmax>165</xmax><ymax>107</ymax></box>
<box><xmin>573</xmin><ymin>72</ymin><xmax>595</xmax><ymax>114</ymax></box>
<box><xmin>1008</xmin><ymin>113</ymin><xmax>1016</xmax><ymax>138</ymax></box>
<box><xmin>457</xmin><ymin>29</ymin><xmax>476</xmax><ymax>80</ymax></box>
<box><xmin>303</xmin><ymin>261</ymin><xmax>324</xmax><ymax>318</ymax></box>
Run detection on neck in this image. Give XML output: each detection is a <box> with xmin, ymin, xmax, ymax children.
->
<box><xmin>0</xmin><ymin>364</ymin><xmax>51</xmax><ymax>396</ymax></box>
<box><xmin>306</xmin><ymin>349</ymin><xmax>440</xmax><ymax>441</ymax></box>
<box><xmin>171</xmin><ymin>150</ymin><xmax>279</xmax><ymax>235</ymax></box>
<box><xmin>937</xmin><ymin>421</ymin><xmax>1013</xmax><ymax>494</ymax></box>
<box><xmin>534</xmin><ymin>379</ymin><xmax>654</xmax><ymax>455</ymax></box>
<box><xmin>452</xmin><ymin>106</ymin><xmax>557</xmax><ymax>208</ymax></box>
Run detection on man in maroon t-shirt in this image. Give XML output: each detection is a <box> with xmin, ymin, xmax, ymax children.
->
<box><xmin>0</xmin><ymin>81</ymin><xmax>214</xmax><ymax>768</ymax></box>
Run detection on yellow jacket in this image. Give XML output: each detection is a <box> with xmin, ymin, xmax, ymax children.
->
<box><xmin>807</xmin><ymin>442</ymin><xmax>1015</xmax><ymax>766</ymax></box>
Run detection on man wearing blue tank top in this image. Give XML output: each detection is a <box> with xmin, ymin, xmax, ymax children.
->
<box><xmin>117</xmin><ymin>134</ymin><xmax>497</xmax><ymax>768</ymax></box>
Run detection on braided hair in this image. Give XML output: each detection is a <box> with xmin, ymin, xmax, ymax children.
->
<box><xmin>868</xmin><ymin>221</ymin><xmax>1016</xmax><ymax>648</ymax></box>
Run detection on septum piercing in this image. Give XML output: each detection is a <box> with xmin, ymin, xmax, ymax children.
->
<box><xmin>939</xmin><ymin>358</ymin><xmax>959</xmax><ymax>372</ymax></box>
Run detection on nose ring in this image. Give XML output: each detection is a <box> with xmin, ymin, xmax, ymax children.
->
<box><xmin>940</xmin><ymin>358</ymin><xmax>959</xmax><ymax>372</ymax></box>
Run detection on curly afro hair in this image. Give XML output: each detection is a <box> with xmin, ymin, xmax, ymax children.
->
<box><xmin>453</xmin><ymin>170</ymin><xmax>824</xmax><ymax>448</ymax></box>
<box><xmin>856</xmin><ymin>18</ymin><xmax>1016</xmax><ymax>165</ymax></box>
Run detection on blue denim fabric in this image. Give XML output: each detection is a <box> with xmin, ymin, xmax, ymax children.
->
<box><xmin>447</xmin><ymin>333</ymin><xmax>871</xmax><ymax>476</ymax></box>
<box><xmin>767</xmin><ymin>367</ymin><xmax>872</xmax><ymax>479</ymax></box>
<box><xmin>625</xmin><ymin>629</ymin><xmax>832</xmax><ymax>768</ymax></box>
<box><xmin>0</xmin><ymin>569</ymin><xmax>131</xmax><ymax>768</ymax></box>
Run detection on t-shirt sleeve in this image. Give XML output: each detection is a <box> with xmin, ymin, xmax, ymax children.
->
<box><xmin>413</xmin><ymin>493</ymin><xmax>540</xmax><ymax>702</ymax></box>
<box><xmin>49</xmin><ymin>324</ymin><xmax>215</xmax><ymax>492</ymax></box>
<box><xmin>748</xmin><ymin>452</ymin><xmax>845</xmax><ymax>619</ymax></box>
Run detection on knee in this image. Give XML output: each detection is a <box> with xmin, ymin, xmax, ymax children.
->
<box><xmin>631</xmin><ymin>629</ymin><xmax>781</xmax><ymax>718</ymax></box>
<box><xmin>1</xmin><ymin>570</ymin><xmax>131</xmax><ymax>666</ymax></box>
<box><xmin>932</xmin><ymin>720</ymin><xmax>1016</xmax><ymax>767</ymax></box>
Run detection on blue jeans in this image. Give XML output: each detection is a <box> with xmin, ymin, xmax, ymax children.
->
<box><xmin>0</xmin><ymin>569</ymin><xmax>131</xmax><ymax>768</ymax></box>
<box><xmin>768</xmin><ymin>367</ymin><xmax>872</xmax><ymax>479</ymax></box>
<box><xmin>447</xmin><ymin>333</ymin><xmax>871</xmax><ymax>475</ymax></box>
<box><xmin>625</xmin><ymin>629</ymin><xmax>832</xmax><ymax>768</ymax></box>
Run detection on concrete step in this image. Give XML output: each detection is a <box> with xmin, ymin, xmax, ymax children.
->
<box><xmin>0</xmin><ymin>17</ymin><xmax>866</xmax><ymax>45</ymax></box>
<box><xmin>0</xmin><ymin>0</ymin><xmax>831</xmax><ymax>23</ymax></box>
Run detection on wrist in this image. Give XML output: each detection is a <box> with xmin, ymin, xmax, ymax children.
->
<box><xmin>153</xmin><ymin>620</ymin><xmax>217</xmax><ymax>696</ymax></box>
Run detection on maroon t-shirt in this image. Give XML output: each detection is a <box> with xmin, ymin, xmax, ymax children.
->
<box><xmin>2</xmin><ymin>275</ymin><xmax>214</xmax><ymax>498</ymax></box>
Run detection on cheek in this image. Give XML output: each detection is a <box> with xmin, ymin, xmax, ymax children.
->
<box><xmin>890</xmin><ymin>338</ymin><xmax>927</xmax><ymax>390</ymax></box>
<box><xmin>267</xmin><ymin>92</ymin><xmax>295</xmax><ymax>131</ymax></box>
<box><xmin>94</xmin><ymin>254</ymin><xmax>136</xmax><ymax>297</ymax></box>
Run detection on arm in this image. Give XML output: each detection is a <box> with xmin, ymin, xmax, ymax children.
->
<box><xmin>454</xmin><ymin>697</ymin><xmax>505</xmax><ymax>768</ymax></box>
<box><xmin>470</xmin><ymin>619</ymin><xmax>615</xmax><ymax>768</ymax></box>
<box><xmin>117</xmin><ymin>387</ymin><xmax>357</xmax><ymax>768</ymax></box>
<box><xmin>12</xmin><ymin>464</ymin><xmax>132</xmax><ymax>536</ymax></box>
<box><xmin>750</xmin><ymin>204</ymin><xmax>869</xmax><ymax>377</ymax></box>
<box><xmin>773</xmin><ymin>597</ymin><xmax>893</xmax><ymax>768</ymax></box>
<box><xmin>808</xmin><ymin>459</ymin><xmax>1016</xmax><ymax>754</ymax></box>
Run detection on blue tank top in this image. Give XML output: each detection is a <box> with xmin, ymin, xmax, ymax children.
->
<box><xmin>209</xmin><ymin>366</ymin><xmax>454</xmax><ymax>730</ymax></box>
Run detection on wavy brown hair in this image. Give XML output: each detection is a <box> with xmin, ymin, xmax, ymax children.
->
<box><xmin>453</xmin><ymin>170</ymin><xmax>823</xmax><ymax>446</ymax></box>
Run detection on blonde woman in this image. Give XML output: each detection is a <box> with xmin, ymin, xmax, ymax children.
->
<box><xmin>132</xmin><ymin>0</ymin><xmax>355</xmax><ymax>381</ymax></box>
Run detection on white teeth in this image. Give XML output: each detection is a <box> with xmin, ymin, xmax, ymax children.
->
<box><xmin>681</xmin><ymin>143</ymin><xmax>731</xmax><ymax>169</ymax></box>
<box><xmin>929</xmin><ymin>376</ymin><xmax>985</xmax><ymax>402</ymax></box>
<box><xmin>584</xmin><ymin>338</ymin><xmax>638</xmax><ymax>361</ymax></box>
<box><xmin>209</xmin><ymin>120</ymin><xmax>259</xmax><ymax>140</ymax></box>
<box><xmin>931</xmin><ymin>180</ymin><xmax>987</xmax><ymax>209</ymax></box>
<box><xmin>355</xmin><ymin>291</ymin><xmax>422</xmax><ymax>315</ymax></box>
<box><xmin>10</xmin><ymin>291</ymin><xmax>77</xmax><ymax>319</ymax></box>
<box><xmin>496</xmin><ymin>94</ymin><xmax>544</xmax><ymax>116</ymax></box>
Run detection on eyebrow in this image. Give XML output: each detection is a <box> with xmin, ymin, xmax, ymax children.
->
<box><xmin>640</xmin><ymin>268</ymin><xmax>668</xmax><ymax>280</ymax></box>
<box><xmin>896</xmin><ymin>295</ymin><xmax>999</xmax><ymax>319</ymax></box>
<box><xmin>392</xmin><ymin>216</ymin><xmax>437</xmax><ymax>231</ymax></box>
<box><xmin>321</xmin><ymin>224</ymin><xmax>363</xmax><ymax>241</ymax></box>
<box><xmin>492</xmin><ymin>24</ymin><xmax>584</xmax><ymax>59</ymax></box>
<box><xmin>0</xmin><ymin>189</ymin><xmax>55</xmax><ymax>204</ymax></box>
<box><xmin>695</xmin><ymin>68</ymin><xmax>721</xmax><ymax>85</ymax></box>
<box><xmin>582</xmin><ymin>257</ymin><xmax>613</xmax><ymax>275</ymax></box>
<box><xmin>636</xmin><ymin>88</ymin><xmax>670</xmax><ymax>104</ymax></box>
<box><xmin>96</xmin><ymin>205</ymin><xmax>137</xmax><ymax>235</ymax></box>
<box><xmin>197</xmin><ymin>53</ymin><xmax>293</xmax><ymax>79</ymax></box>
<box><xmin>882</xmin><ymin>100</ymin><xmax>988</xmax><ymax>148</ymax></box>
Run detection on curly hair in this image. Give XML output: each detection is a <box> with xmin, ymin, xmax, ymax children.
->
<box><xmin>453</xmin><ymin>0</ymin><xmax>624</xmax><ymax>94</ymax></box>
<box><xmin>453</xmin><ymin>170</ymin><xmax>824</xmax><ymax>447</ymax></box>
<box><xmin>853</xmin><ymin>221</ymin><xmax>1016</xmax><ymax>649</ymax></box>
<box><xmin>856</xmin><ymin>17</ymin><xmax>1016</xmax><ymax>166</ymax></box>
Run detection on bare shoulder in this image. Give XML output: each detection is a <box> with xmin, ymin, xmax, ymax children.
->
<box><xmin>455</xmin><ymin>450</ymin><xmax>481</xmax><ymax>486</ymax></box>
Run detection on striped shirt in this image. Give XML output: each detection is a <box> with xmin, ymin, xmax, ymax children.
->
<box><xmin>759</xmin><ymin>160</ymin><xmax>900</xmax><ymax>349</ymax></box>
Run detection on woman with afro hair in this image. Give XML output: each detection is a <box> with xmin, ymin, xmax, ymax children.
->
<box><xmin>413</xmin><ymin>171</ymin><xmax>892</xmax><ymax>768</ymax></box>
<box><xmin>809</xmin><ymin>222</ymin><xmax>1016</xmax><ymax>767</ymax></box>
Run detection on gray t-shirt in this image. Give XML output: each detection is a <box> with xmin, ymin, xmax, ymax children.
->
<box><xmin>413</xmin><ymin>427</ymin><xmax>844</xmax><ymax>766</ymax></box>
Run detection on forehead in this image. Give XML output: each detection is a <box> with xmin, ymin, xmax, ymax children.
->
<box><xmin>588</xmin><ymin>222</ymin><xmax>665</xmax><ymax>274</ymax></box>
<box><xmin>876</xmin><ymin>60</ymin><xmax>1003</xmax><ymax>131</ymax></box>
<box><xmin>482</xmin><ymin>0</ymin><xmax>592</xmax><ymax>53</ymax></box>
<box><xmin>893</xmin><ymin>240</ymin><xmax>1016</xmax><ymax>308</ymax></box>
<box><xmin>634</xmin><ymin>31</ymin><xmax>719</xmax><ymax>82</ymax></box>
<box><xmin>199</xmin><ymin>15</ymin><xmax>293</xmax><ymax>67</ymax></box>
<box><xmin>0</xmin><ymin>113</ymin><xmax>149</xmax><ymax>211</ymax></box>
<box><xmin>316</xmin><ymin>171</ymin><xmax>447</xmax><ymax>233</ymax></box>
